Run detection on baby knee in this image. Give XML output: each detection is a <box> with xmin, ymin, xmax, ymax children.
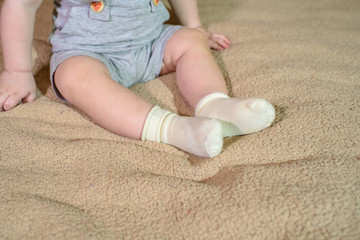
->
<box><xmin>53</xmin><ymin>57</ymin><xmax>89</xmax><ymax>96</ymax></box>
<box><xmin>177</xmin><ymin>28</ymin><xmax>209</xmax><ymax>48</ymax></box>
<box><xmin>54</xmin><ymin>62</ymin><xmax>77</xmax><ymax>92</ymax></box>
<box><xmin>54</xmin><ymin>56</ymin><xmax>107</xmax><ymax>90</ymax></box>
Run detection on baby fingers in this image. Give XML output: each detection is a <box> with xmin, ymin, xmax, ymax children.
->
<box><xmin>1</xmin><ymin>94</ymin><xmax>20</xmax><ymax>111</ymax></box>
<box><xmin>0</xmin><ymin>71</ymin><xmax>37</xmax><ymax>111</ymax></box>
<box><xmin>22</xmin><ymin>91</ymin><xmax>36</xmax><ymax>103</ymax></box>
<box><xmin>0</xmin><ymin>91</ymin><xmax>31</xmax><ymax>111</ymax></box>
<box><xmin>0</xmin><ymin>91</ymin><xmax>9</xmax><ymax>112</ymax></box>
<box><xmin>209</xmin><ymin>33</ymin><xmax>232</xmax><ymax>50</ymax></box>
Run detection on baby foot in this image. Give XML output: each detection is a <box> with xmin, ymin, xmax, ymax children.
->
<box><xmin>142</xmin><ymin>106</ymin><xmax>223</xmax><ymax>157</ymax></box>
<box><xmin>162</xmin><ymin>115</ymin><xmax>223</xmax><ymax>157</ymax></box>
<box><xmin>196</xmin><ymin>93</ymin><xmax>275</xmax><ymax>137</ymax></box>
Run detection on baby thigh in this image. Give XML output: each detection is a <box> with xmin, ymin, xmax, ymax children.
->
<box><xmin>53</xmin><ymin>56</ymin><xmax>153</xmax><ymax>139</ymax></box>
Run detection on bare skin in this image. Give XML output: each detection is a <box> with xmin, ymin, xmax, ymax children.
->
<box><xmin>54</xmin><ymin>28</ymin><xmax>229</xmax><ymax>139</ymax></box>
<box><xmin>0</xmin><ymin>0</ymin><xmax>276</xmax><ymax>158</ymax></box>
<box><xmin>0</xmin><ymin>0</ymin><xmax>40</xmax><ymax>111</ymax></box>
<box><xmin>0</xmin><ymin>0</ymin><xmax>232</xmax><ymax>140</ymax></box>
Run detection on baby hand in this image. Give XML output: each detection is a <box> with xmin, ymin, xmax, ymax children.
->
<box><xmin>195</xmin><ymin>27</ymin><xmax>232</xmax><ymax>50</ymax></box>
<box><xmin>0</xmin><ymin>70</ymin><xmax>36</xmax><ymax>111</ymax></box>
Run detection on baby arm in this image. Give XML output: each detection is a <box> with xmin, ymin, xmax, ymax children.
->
<box><xmin>0</xmin><ymin>0</ymin><xmax>42</xmax><ymax>111</ymax></box>
<box><xmin>168</xmin><ymin>0</ymin><xmax>231</xmax><ymax>50</ymax></box>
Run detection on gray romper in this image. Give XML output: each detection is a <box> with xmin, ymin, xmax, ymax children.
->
<box><xmin>49</xmin><ymin>0</ymin><xmax>182</xmax><ymax>100</ymax></box>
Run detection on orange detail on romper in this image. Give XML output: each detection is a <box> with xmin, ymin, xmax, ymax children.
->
<box><xmin>90</xmin><ymin>1</ymin><xmax>104</xmax><ymax>13</ymax></box>
<box><xmin>153</xmin><ymin>0</ymin><xmax>160</xmax><ymax>6</ymax></box>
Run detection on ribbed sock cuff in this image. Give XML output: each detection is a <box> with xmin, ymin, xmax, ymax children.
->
<box><xmin>141</xmin><ymin>106</ymin><xmax>175</xmax><ymax>143</ymax></box>
<box><xmin>195</xmin><ymin>92</ymin><xmax>229</xmax><ymax>116</ymax></box>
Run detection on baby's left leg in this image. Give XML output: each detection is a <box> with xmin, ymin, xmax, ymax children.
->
<box><xmin>161</xmin><ymin>28</ymin><xmax>275</xmax><ymax>137</ymax></box>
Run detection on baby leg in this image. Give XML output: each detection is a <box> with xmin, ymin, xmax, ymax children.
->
<box><xmin>162</xmin><ymin>28</ymin><xmax>275</xmax><ymax>137</ymax></box>
<box><xmin>54</xmin><ymin>56</ymin><xmax>222</xmax><ymax>157</ymax></box>
<box><xmin>54</xmin><ymin>56</ymin><xmax>152</xmax><ymax>139</ymax></box>
<box><xmin>195</xmin><ymin>93</ymin><xmax>275</xmax><ymax>137</ymax></box>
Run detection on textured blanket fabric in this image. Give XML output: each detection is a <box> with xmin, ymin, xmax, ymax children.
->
<box><xmin>0</xmin><ymin>0</ymin><xmax>359</xmax><ymax>239</ymax></box>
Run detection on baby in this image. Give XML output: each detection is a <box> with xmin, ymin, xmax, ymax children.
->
<box><xmin>0</xmin><ymin>0</ymin><xmax>275</xmax><ymax>157</ymax></box>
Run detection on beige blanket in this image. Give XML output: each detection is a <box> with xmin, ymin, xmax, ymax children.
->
<box><xmin>1</xmin><ymin>0</ymin><xmax>359</xmax><ymax>239</ymax></box>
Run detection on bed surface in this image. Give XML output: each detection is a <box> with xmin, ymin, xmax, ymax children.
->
<box><xmin>1</xmin><ymin>0</ymin><xmax>359</xmax><ymax>239</ymax></box>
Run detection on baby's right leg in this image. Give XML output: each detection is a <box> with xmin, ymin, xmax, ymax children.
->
<box><xmin>54</xmin><ymin>56</ymin><xmax>222</xmax><ymax>157</ymax></box>
<box><xmin>54</xmin><ymin>56</ymin><xmax>152</xmax><ymax>139</ymax></box>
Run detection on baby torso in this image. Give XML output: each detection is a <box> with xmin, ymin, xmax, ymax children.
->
<box><xmin>50</xmin><ymin>0</ymin><xmax>170</xmax><ymax>53</ymax></box>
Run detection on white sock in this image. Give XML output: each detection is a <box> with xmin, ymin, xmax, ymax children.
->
<box><xmin>142</xmin><ymin>106</ymin><xmax>223</xmax><ymax>157</ymax></box>
<box><xmin>195</xmin><ymin>93</ymin><xmax>276</xmax><ymax>137</ymax></box>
